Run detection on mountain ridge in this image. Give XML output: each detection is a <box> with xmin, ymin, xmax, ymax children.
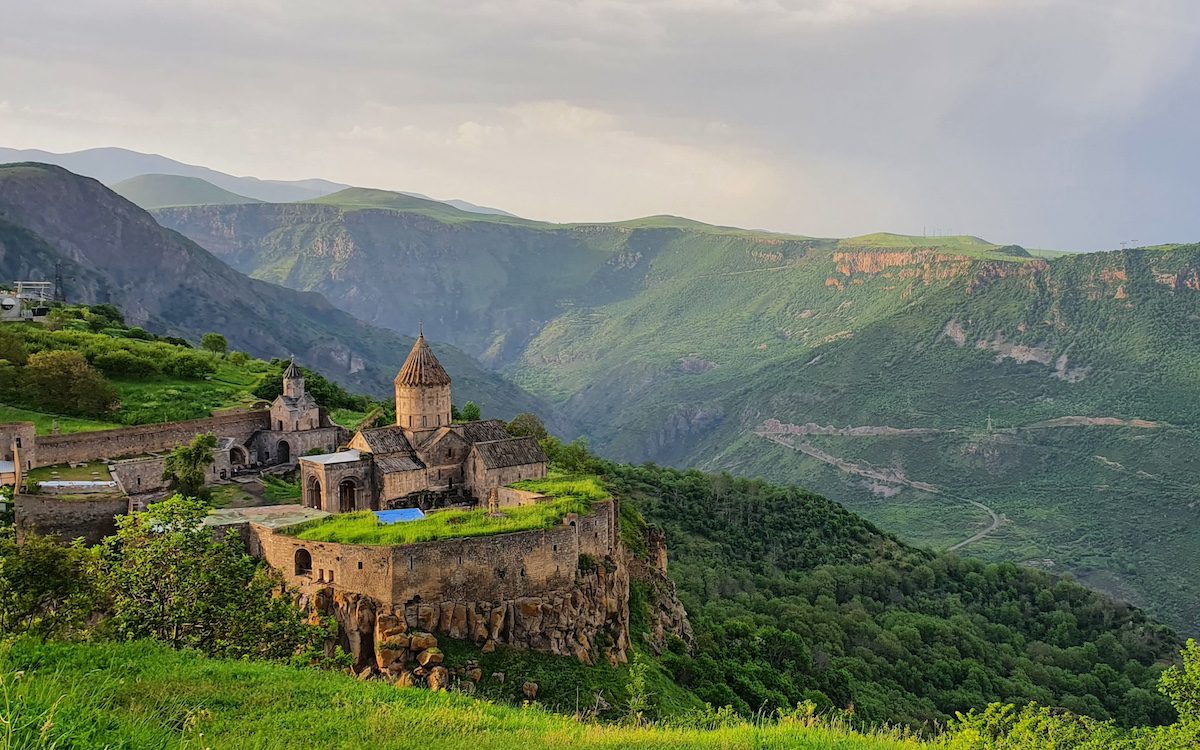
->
<box><xmin>152</xmin><ymin>194</ymin><xmax>1200</xmax><ymax>634</ymax></box>
<box><xmin>0</xmin><ymin>162</ymin><xmax>558</xmax><ymax>426</ymax></box>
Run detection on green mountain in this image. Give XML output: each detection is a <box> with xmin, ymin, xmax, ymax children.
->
<box><xmin>112</xmin><ymin>173</ymin><xmax>261</xmax><ymax>209</ymax></box>
<box><xmin>0</xmin><ymin>164</ymin><xmax>554</xmax><ymax>423</ymax></box>
<box><xmin>153</xmin><ymin>191</ymin><xmax>1200</xmax><ymax>634</ymax></box>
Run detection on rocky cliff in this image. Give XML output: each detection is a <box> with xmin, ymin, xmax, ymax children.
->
<box><xmin>304</xmin><ymin>555</ymin><xmax>631</xmax><ymax>674</ymax></box>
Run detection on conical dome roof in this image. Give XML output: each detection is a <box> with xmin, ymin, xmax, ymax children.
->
<box><xmin>283</xmin><ymin>356</ymin><xmax>302</xmax><ymax>379</ymax></box>
<box><xmin>394</xmin><ymin>333</ymin><xmax>451</xmax><ymax>387</ymax></box>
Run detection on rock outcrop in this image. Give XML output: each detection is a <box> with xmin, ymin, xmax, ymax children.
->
<box><xmin>304</xmin><ymin>552</ymin><xmax>631</xmax><ymax>672</ymax></box>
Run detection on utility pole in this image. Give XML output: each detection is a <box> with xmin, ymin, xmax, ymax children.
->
<box><xmin>53</xmin><ymin>262</ymin><xmax>66</xmax><ymax>302</ymax></box>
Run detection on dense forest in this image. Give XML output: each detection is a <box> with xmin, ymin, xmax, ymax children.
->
<box><xmin>606</xmin><ymin>463</ymin><xmax>1180</xmax><ymax>729</ymax></box>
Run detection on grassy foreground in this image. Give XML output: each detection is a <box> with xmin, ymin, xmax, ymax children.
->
<box><xmin>0</xmin><ymin>639</ymin><xmax>921</xmax><ymax>750</ymax></box>
<box><xmin>286</xmin><ymin>473</ymin><xmax>607</xmax><ymax>546</ymax></box>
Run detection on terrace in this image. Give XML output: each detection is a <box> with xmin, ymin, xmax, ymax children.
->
<box><xmin>279</xmin><ymin>472</ymin><xmax>607</xmax><ymax>546</ymax></box>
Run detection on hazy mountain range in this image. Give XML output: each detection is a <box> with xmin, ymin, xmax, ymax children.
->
<box><xmin>0</xmin><ymin>147</ymin><xmax>516</xmax><ymax>215</ymax></box>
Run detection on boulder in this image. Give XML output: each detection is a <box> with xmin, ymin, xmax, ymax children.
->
<box><xmin>395</xmin><ymin>670</ymin><xmax>416</xmax><ymax>688</ymax></box>
<box><xmin>522</xmin><ymin>681</ymin><xmax>539</xmax><ymax>700</ymax></box>
<box><xmin>481</xmin><ymin>639</ymin><xmax>497</xmax><ymax>654</ymax></box>
<box><xmin>456</xmin><ymin>679</ymin><xmax>476</xmax><ymax>695</ymax></box>
<box><xmin>416</xmin><ymin>647</ymin><xmax>444</xmax><ymax>667</ymax></box>
<box><xmin>418</xmin><ymin>604</ymin><xmax>439</xmax><ymax>632</ymax></box>
<box><xmin>466</xmin><ymin>666</ymin><xmax>482</xmax><ymax>682</ymax></box>
<box><xmin>427</xmin><ymin>665</ymin><xmax>450</xmax><ymax>692</ymax></box>
<box><xmin>409</xmin><ymin>632</ymin><xmax>438</xmax><ymax>652</ymax></box>
<box><xmin>491</xmin><ymin>671</ymin><xmax>505</xmax><ymax>684</ymax></box>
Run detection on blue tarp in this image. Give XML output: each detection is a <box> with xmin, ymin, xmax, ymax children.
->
<box><xmin>375</xmin><ymin>508</ymin><xmax>426</xmax><ymax>524</ymax></box>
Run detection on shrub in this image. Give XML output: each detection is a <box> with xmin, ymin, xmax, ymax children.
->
<box><xmin>21</xmin><ymin>350</ymin><xmax>119</xmax><ymax>417</ymax></box>
<box><xmin>92</xmin><ymin>349</ymin><xmax>161</xmax><ymax>377</ymax></box>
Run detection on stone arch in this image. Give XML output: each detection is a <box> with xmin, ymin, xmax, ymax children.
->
<box><xmin>294</xmin><ymin>548</ymin><xmax>312</xmax><ymax>576</ymax></box>
<box><xmin>276</xmin><ymin>439</ymin><xmax>291</xmax><ymax>465</ymax></box>
<box><xmin>305</xmin><ymin>475</ymin><xmax>323</xmax><ymax>510</ymax></box>
<box><xmin>338</xmin><ymin>478</ymin><xmax>360</xmax><ymax>514</ymax></box>
<box><xmin>229</xmin><ymin>445</ymin><xmax>249</xmax><ymax>467</ymax></box>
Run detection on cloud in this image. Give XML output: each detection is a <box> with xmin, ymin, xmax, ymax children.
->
<box><xmin>0</xmin><ymin>0</ymin><xmax>1198</xmax><ymax>249</ymax></box>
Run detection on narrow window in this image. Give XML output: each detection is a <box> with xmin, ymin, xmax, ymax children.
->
<box><xmin>408</xmin><ymin>555</ymin><xmax>414</xmax><ymax>571</ymax></box>
<box><xmin>358</xmin><ymin>561</ymin><xmax>363</xmax><ymax>570</ymax></box>
<box><xmin>328</xmin><ymin>570</ymin><xmax>334</xmax><ymax>583</ymax></box>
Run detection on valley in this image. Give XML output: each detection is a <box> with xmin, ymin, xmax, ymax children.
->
<box><xmin>150</xmin><ymin>190</ymin><xmax>1200</xmax><ymax>634</ymax></box>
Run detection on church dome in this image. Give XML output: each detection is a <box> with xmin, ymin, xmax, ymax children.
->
<box><xmin>394</xmin><ymin>333</ymin><xmax>451</xmax><ymax>387</ymax></box>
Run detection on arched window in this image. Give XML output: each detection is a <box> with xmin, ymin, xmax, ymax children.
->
<box><xmin>295</xmin><ymin>548</ymin><xmax>313</xmax><ymax>576</ymax></box>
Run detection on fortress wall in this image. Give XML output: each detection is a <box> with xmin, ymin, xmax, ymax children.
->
<box><xmin>15</xmin><ymin>494</ymin><xmax>128</xmax><ymax>545</ymax></box>
<box><xmin>248</xmin><ymin>524</ymin><xmax>396</xmax><ymax>603</ymax></box>
<box><xmin>255</xmin><ymin>499</ymin><xmax>618</xmax><ymax>608</ymax></box>
<box><xmin>34</xmin><ymin>410</ymin><xmax>270</xmax><ymax>467</ymax></box>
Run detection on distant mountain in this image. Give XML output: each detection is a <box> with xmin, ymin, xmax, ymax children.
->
<box><xmin>112</xmin><ymin>174</ymin><xmax>261</xmax><ymax>209</ymax></box>
<box><xmin>154</xmin><ymin>189</ymin><xmax>1200</xmax><ymax>634</ymax></box>
<box><xmin>0</xmin><ymin>163</ymin><xmax>557</xmax><ymax>425</ymax></box>
<box><xmin>0</xmin><ymin>146</ymin><xmax>518</xmax><ymax>216</ymax></box>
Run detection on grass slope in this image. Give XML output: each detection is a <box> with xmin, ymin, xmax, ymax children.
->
<box><xmin>2</xmin><ymin>639</ymin><xmax>921</xmax><ymax>750</ymax></box>
<box><xmin>111</xmin><ymin>173</ymin><xmax>262</xmax><ymax>209</ymax></box>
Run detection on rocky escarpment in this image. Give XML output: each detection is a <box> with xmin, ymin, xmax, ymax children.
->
<box><xmin>304</xmin><ymin>555</ymin><xmax>631</xmax><ymax>673</ymax></box>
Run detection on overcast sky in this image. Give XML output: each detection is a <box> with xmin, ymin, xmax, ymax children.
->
<box><xmin>2</xmin><ymin>0</ymin><xmax>1198</xmax><ymax>250</ymax></box>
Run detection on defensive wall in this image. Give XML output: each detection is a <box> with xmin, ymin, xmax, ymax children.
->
<box><xmin>244</xmin><ymin>498</ymin><xmax>628</xmax><ymax>666</ymax></box>
<box><xmin>14</xmin><ymin>494</ymin><xmax>129</xmax><ymax>545</ymax></box>
<box><xmin>0</xmin><ymin>410</ymin><xmax>271</xmax><ymax>470</ymax></box>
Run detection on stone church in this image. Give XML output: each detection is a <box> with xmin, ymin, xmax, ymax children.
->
<box><xmin>299</xmin><ymin>332</ymin><xmax>548</xmax><ymax>513</ymax></box>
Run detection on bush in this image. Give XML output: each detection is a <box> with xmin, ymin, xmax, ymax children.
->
<box><xmin>0</xmin><ymin>526</ymin><xmax>98</xmax><ymax>637</ymax></box>
<box><xmin>21</xmin><ymin>350</ymin><xmax>119</xmax><ymax>417</ymax></box>
<box><xmin>163</xmin><ymin>351</ymin><xmax>217</xmax><ymax>379</ymax></box>
<box><xmin>92</xmin><ymin>349</ymin><xmax>161</xmax><ymax>377</ymax></box>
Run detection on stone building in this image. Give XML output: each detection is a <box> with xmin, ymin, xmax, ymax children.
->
<box><xmin>300</xmin><ymin>333</ymin><xmax>547</xmax><ymax>513</ymax></box>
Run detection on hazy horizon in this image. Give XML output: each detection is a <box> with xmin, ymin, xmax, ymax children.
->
<box><xmin>3</xmin><ymin>1</ymin><xmax>1198</xmax><ymax>251</ymax></box>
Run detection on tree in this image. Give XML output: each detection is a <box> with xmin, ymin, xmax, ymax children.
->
<box><xmin>87</xmin><ymin>303</ymin><xmax>125</xmax><ymax>327</ymax></box>
<box><xmin>162</xmin><ymin>433</ymin><xmax>217</xmax><ymax>501</ymax></box>
<box><xmin>0</xmin><ymin>327</ymin><xmax>28</xmax><ymax>366</ymax></box>
<box><xmin>200</xmin><ymin>332</ymin><xmax>228</xmax><ymax>354</ymax></box>
<box><xmin>460</xmin><ymin>401</ymin><xmax>482</xmax><ymax>421</ymax></box>
<box><xmin>98</xmin><ymin>495</ymin><xmax>332</xmax><ymax>661</ymax></box>
<box><xmin>1161</xmin><ymin>639</ymin><xmax>1200</xmax><ymax>723</ymax></box>
<box><xmin>507</xmin><ymin>412</ymin><xmax>548</xmax><ymax>440</ymax></box>
<box><xmin>0</xmin><ymin>526</ymin><xmax>98</xmax><ymax>637</ymax></box>
<box><xmin>21</xmin><ymin>350</ymin><xmax>119</xmax><ymax>417</ymax></box>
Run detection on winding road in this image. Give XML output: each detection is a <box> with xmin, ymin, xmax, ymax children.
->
<box><xmin>755</xmin><ymin>430</ymin><xmax>1003</xmax><ymax>551</ymax></box>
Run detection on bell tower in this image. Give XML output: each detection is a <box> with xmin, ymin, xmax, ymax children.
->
<box><xmin>394</xmin><ymin>327</ymin><xmax>452</xmax><ymax>430</ymax></box>
<box><xmin>282</xmin><ymin>356</ymin><xmax>304</xmax><ymax>398</ymax></box>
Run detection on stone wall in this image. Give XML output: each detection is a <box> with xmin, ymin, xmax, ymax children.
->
<box><xmin>250</xmin><ymin>426</ymin><xmax>346</xmax><ymax>466</ymax></box>
<box><xmin>247</xmin><ymin>499</ymin><xmax>628</xmax><ymax>667</ymax></box>
<box><xmin>33</xmin><ymin>410</ymin><xmax>270</xmax><ymax>467</ymax></box>
<box><xmin>0</xmin><ymin>422</ymin><xmax>37</xmax><ymax>473</ymax></box>
<box><xmin>111</xmin><ymin>456</ymin><xmax>170</xmax><ymax>495</ymax></box>
<box><xmin>14</xmin><ymin>494</ymin><xmax>128</xmax><ymax>545</ymax></box>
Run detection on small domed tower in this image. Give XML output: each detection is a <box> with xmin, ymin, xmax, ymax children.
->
<box><xmin>282</xmin><ymin>356</ymin><xmax>304</xmax><ymax>398</ymax></box>
<box><xmin>395</xmin><ymin>328</ymin><xmax>452</xmax><ymax>430</ymax></box>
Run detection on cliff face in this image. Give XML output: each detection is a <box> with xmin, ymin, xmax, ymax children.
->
<box><xmin>304</xmin><ymin>554</ymin><xmax>631</xmax><ymax>671</ymax></box>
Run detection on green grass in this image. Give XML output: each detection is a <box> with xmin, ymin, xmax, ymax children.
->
<box><xmin>0</xmin><ymin>404</ymin><xmax>120</xmax><ymax>435</ymax></box>
<box><xmin>26</xmin><ymin>461</ymin><xmax>112</xmax><ymax>483</ymax></box>
<box><xmin>286</xmin><ymin>473</ymin><xmax>607</xmax><ymax>545</ymax></box>
<box><xmin>262</xmin><ymin>475</ymin><xmax>302</xmax><ymax>503</ymax></box>
<box><xmin>0</xmin><ymin>639</ymin><xmax>924</xmax><ymax>750</ymax></box>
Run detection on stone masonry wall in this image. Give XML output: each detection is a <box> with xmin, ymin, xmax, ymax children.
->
<box><xmin>15</xmin><ymin>494</ymin><xmax>129</xmax><ymax>545</ymax></box>
<box><xmin>247</xmin><ymin>499</ymin><xmax>628</xmax><ymax>667</ymax></box>
<box><xmin>34</xmin><ymin>410</ymin><xmax>270</xmax><ymax>467</ymax></box>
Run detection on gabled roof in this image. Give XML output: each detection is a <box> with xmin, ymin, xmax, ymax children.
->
<box><xmin>457</xmin><ymin>419</ymin><xmax>511</xmax><ymax>444</ymax></box>
<box><xmin>394</xmin><ymin>334</ymin><xmax>451</xmax><ymax>387</ymax></box>
<box><xmin>356</xmin><ymin>426</ymin><xmax>416</xmax><ymax>455</ymax></box>
<box><xmin>375</xmin><ymin>454</ymin><xmax>426</xmax><ymax>473</ymax></box>
<box><xmin>471</xmin><ymin>437</ymin><xmax>548</xmax><ymax>470</ymax></box>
